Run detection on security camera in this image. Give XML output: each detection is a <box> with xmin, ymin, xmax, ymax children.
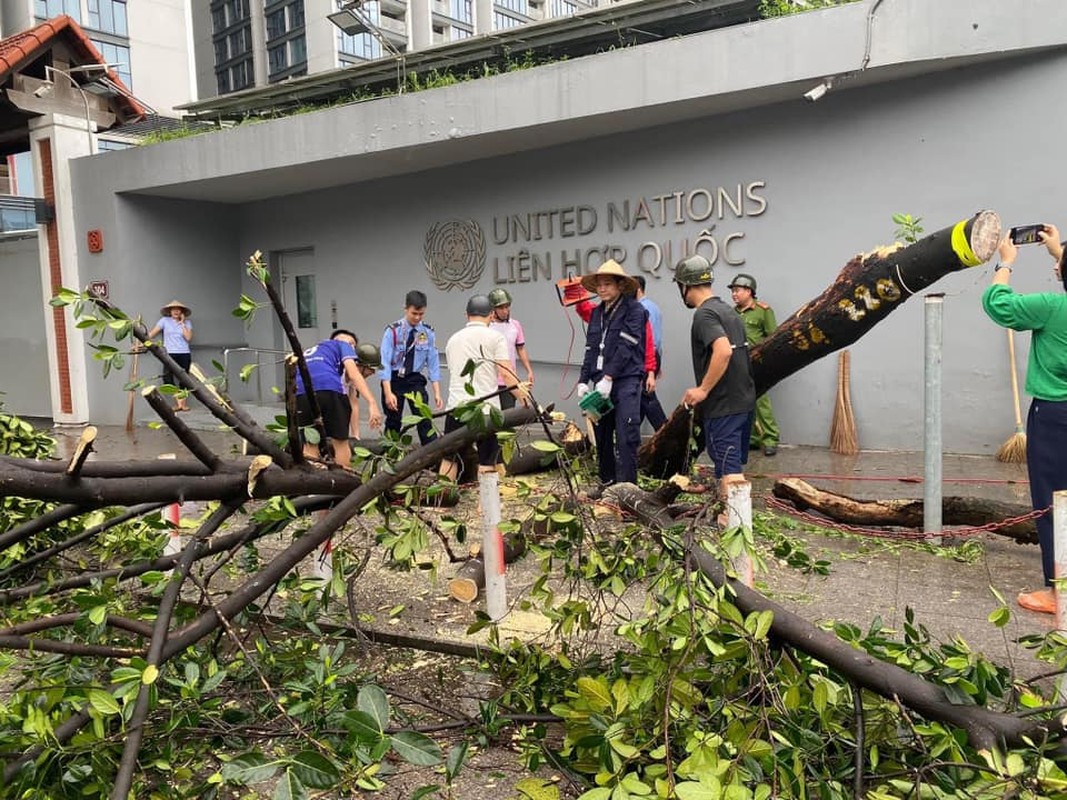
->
<box><xmin>804</xmin><ymin>82</ymin><xmax>829</xmax><ymax>102</ymax></box>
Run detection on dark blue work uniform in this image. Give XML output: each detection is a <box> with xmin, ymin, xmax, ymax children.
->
<box><xmin>579</xmin><ymin>295</ymin><xmax>648</xmax><ymax>485</ymax></box>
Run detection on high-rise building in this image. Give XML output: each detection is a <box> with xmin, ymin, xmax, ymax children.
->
<box><xmin>190</xmin><ymin>0</ymin><xmax>597</xmax><ymax>101</ymax></box>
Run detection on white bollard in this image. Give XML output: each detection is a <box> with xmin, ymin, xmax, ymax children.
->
<box><xmin>479</xmin><ymin>469</ymin><xmax>507</xmax><ymax>621</ymax></box>
<box><xmin>158</xmin><ymin>454</ymin><xmax>183</xmax><ymax>558</ymax></box>
<box><xmin>1054</xmin><ymin>490</ymin><xmax>1067</xmax><ymax>631</ymax></box>
<box><xmin>726</xmin><ymin>480</ymin><xmax>754</xmax><ymax>587</ymax></box>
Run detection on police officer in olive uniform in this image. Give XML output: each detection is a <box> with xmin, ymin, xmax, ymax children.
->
<box><xmin>379</xmin><ymin>290</ymin><xmax>443</xmax><ymax>445</ymax></box>
<box><xmin>728</xmin><ymin>274</ymin><xmax>780</xmax><ymax>456</ymax></box>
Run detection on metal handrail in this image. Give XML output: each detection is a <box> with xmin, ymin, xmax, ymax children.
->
<box><xmin>222</xmin><ymin>346</ymin><xmax>292</xmax><ymax>404</ymax></box>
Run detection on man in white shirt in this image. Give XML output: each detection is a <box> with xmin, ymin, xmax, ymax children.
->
<box><xmin>440</xmin><ymin>295</ymin><xmax>525</xmax><ymax>480</ymax></box>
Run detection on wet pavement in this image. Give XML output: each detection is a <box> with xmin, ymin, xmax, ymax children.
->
<box><xmin>41</xmin><ymin>419</ymin><xmax>1055</xmax><ymax>681</ymax></box>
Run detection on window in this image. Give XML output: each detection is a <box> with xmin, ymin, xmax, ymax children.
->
<box><xmin>90</xmin><ymin>39</ymin><xmax>132</xmax><ymax>87</ymax></box>
<box><xmin>36</xmin><ymin>0</ymin><xmax>81</xmax><ymax>21</ymax></box>
<box><xmin>214</xmin><ymin>39</ymin><xmax>228</xmax><ymax>63</ymax></box>
<box><xmin>228</xmin><ymin>27</ymin><xmax>251</xmax><ymax>57</ymax></box>
<box><xmin>289</xmin><ymin>0</ymin><xmax>304</xmax><ymax>28</ymax></box>
<box><xmin>295</xmin><ymin>276</ymin><xmax>317</xmax><ymax>328</ymax></box>
<box><xmin>550</xmin><ymin>0</ymin><xmax>576</xmax><ymax>15</ymax></box>
<box><xmin>449</xmin><ymin>25</ymin><xmax>471</xmax><ymax>39</ymax></box>
<box><xmin>266</xmin><ymin>9</ymin><xmax>286</xmax><ymax>40</ymax></box>
<box><xmin>496</xmin><ymin>0</ymin><xmax>528</xmax><ymax>14</ymax></box>
<box><xmin>212</xmin><ymin>6</ymin><xmax>226</xmax><ymax>31</ymax></box>
<box><xmin>494</xmin><ymin>11</ymin><xmax>523</xmax><ymax>28</ymax></box>
<box><xmin>268</xmin><ymin>44</ymin><xmax>287</xmax><ymax>75</ymax></box>
<box><xmin>87</xmin><ymin>0</ymin><xmax>127</xmax><ymax>35</ymax></box>
<box><xmin>96</xmin><ymin>138</ymin><xmax>131</xmax><ymax>152</ymax></box>
<box><xmin>289</xmin><ymin>35</ymin><xmax>306</xmax><ymax>65</ymax></box>
<box><xmin>449</xmin><ymin>0</ymin><xmax>472</xmax><ymax>23</ymax></box>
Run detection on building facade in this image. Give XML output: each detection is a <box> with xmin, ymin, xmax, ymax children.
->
<box><xmin>9</xmin><ymin>0</ymin><xmax>1067</xmax><ymax>454</ymax></box>
<box><xmin>190</xmin><ymin>0</ymin><xmax>598</xmax><ymax>101</ymax></box>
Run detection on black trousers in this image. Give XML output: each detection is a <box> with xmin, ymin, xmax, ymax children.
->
<box><xmin>1027</xmin><ymin>398</ymin><xmax>1067</xmax><ymax>586</ymax></box>
<box><xmin>383</xmin><ymin>374</ymin><xmax>438</xmax><ymax>445</ymax></box>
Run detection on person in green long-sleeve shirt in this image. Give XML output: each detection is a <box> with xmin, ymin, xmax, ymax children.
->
<box><xmin>981</xmin><ymin>224</ymin><xmax>1067</xmax><ymax>615</ymax></box>
<box><xmin>729</xmin><ymin>274</ymin><xmax>780</xmax><ymax>456</ymax></box>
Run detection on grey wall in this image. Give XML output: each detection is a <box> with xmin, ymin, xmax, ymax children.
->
<box><xmin>0</xmin><ymin>233</ymin><xmax>50</xmax><ymax>417</ymax></box>
<box><xmin>71</xmin><ymin>192</ymin><xmax>247</xmax><ymax>415</ymax></box>
<box><xmin>222</xmin><ymin>51</ymin><xmax>1066</xmax><ymax>453</ymax></box>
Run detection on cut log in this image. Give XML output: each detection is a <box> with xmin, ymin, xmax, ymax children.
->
<box><xmin>448</xmin><ymin>532</ymin><xmax>527</xmax><ymax>603</ymax></box>
<box><xmin>772</xmin><ymin>477</ymin><xmax>1036</xmax><ymax>544</ymax></box>
<box><xmin>638</xmin><ymin>211</ymin><xmax>1001</xmax><ymax>478</ymax></box>
<box><xmin>637</xmin><ymin>406</ymin><xmax>696</xmax><ymax>479</ymax></box>
<box><xmin>505</xmin><ymin>423</ymin><xmax>590</xmax><ymax>476</ymax></box>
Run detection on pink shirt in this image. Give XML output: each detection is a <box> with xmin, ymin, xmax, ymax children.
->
<box><xmin>489</xmin><ymin>318</ymin><xmax>525</xmax><ymax>383</ymax></box>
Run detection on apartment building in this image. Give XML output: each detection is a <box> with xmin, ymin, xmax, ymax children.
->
<box><xmin>191</xmin><ymin>0</ymin><xmax>597</xmax><ymax>101</ymax></box>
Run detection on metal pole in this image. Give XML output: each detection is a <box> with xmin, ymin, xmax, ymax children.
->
<box><xmin>923</xmin><ymin>295</ymin><xmax>943</xmax><ymax>543</ymax></box>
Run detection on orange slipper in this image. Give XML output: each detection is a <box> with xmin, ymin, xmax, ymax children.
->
<box><xmin>1017</xmin><ymin>589</ymin><xmax>1056</xmax><ymax>615</ymax></box>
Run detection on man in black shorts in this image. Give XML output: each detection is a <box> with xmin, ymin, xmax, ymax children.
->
<box><xmin>295</xmin><ymin>329</ymin><xmax>383</xmax><ymax>466</ymax></box>
<box><xmin>674</xmin><ymin>255</ymin><xmax>756</xmax><ymax>502</ymax></box>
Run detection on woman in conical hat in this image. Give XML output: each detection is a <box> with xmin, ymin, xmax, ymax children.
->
<box><xmin>147</xmin><ymin>300</ymin><xmax>193</xmax><ymax>411</ymax></box>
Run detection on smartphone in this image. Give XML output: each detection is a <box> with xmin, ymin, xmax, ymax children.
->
<box><xmin>1010</xmin><ymin>224</ymin><xmax>1045</xmax><ymax>245</ymax></box>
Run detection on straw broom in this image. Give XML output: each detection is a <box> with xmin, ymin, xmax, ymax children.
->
<box><xmin>830</xmin><ymin>350</ymin><xmax>859</xmax><ymax>455</ymax></box>
<box><xmin>995</xmin><ymin>328</ymin><xmax>1027</xmax><ymax>463</ymax></box>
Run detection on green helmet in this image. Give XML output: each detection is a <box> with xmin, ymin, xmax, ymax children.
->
<box><xmin>673</xmin><ymin>255</ymin><xmax>714</xmax><ymax>287</ymax></box>
<box><xmin>355</xmin><ymin>342</ymin><xmax>382</xmax><ymax>370</ymax></box>
<box><xmin>727</xmin><ymin>273</ymin><xmax>757</xmax><ymax>295</ymax></box>
<box><xmin>487</xmin><ymin>288</ymin><xmax>512</xmax><ymax>307</ymax></box>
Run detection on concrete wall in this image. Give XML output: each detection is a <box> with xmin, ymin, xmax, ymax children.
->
<box><xmin>127</xmin><ymin>0</ymin><xmax>195</xmax><ymax>115</ymax></box>
<box><xmin>0</xmin><ymin>233</ymin><xmax>50</xmax><ymax>417</ymax></box>
<box><xmin>70</xmin><ymin>190</ymin><xmax>247</xmax><ymax>415</ymax></box>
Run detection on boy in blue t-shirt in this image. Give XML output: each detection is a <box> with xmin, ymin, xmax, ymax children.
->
<box><xmin>295</xmin><ymin>329</ymin><xmax>382</xmax><ymax>466</ymax></box>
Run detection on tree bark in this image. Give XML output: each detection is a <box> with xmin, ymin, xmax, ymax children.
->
<box><xmin>638</xmin><ymin>211</ymin><xmax>1001</xmax><ymax>477</ymax></box>
<box><xmin>772</xmin><ymin>477</ymin><xmax>1037</xmax><ymax>544</ymax></box>
<box><xmin>603</xmin><ymin>481</ymin><xmax>1063</xmax><ymax>752</ymax></box>
<box><xmin>448</xmin><ymin>532</ymin><xmax>528</xmax><ymax>603</ymax></box>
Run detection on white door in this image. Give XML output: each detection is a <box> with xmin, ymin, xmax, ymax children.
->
<box><xmin>279</xmin><ymin>249</ymin><xmax>319</xmax><ymax>352</ymax></box>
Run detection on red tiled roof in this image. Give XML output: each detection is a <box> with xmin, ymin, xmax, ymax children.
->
<box><xmin>0</xmin><ymin>15</ymin><xmax>145</xmax><ymax>123</ymax></box>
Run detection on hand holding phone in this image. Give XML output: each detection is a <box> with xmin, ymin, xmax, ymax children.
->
<box><xmin>1009</xmin><ymin>224</ymin><xmax>1046</xmax><ymax>246</ymax></box>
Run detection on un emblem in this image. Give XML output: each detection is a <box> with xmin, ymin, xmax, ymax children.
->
<box><xmin>424</xmin><ymin>219</ymin><xmax>486</xmax><ymax>291</ymax></box>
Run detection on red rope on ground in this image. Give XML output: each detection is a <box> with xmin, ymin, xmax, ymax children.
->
<box><xmin>763</xmin><ymin>495</ymin><xmax>1049</xmax><ymax>541</ymax></box>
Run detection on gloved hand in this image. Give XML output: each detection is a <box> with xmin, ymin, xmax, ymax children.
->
<box><xmin>564</xmin><ymin>281</ymin><xmax>586</xmax><ymax>303</ymax></box>
<box><xmin>595</xmin><ymin>376</ymin><xmax>613</xmax><ymax>397</ymax></box>
<box><xmin>577</xmin><ymin>383</ymin><xmax>590</xmax><ymax>398</ymax></box>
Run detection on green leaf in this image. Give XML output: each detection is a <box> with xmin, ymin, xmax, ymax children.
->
<box><xmin>220</xmin><ymin>752</ymin><xmax>279</xmax><ymax>785</ymax></box>
<box><xmin>516</xmin><ymin>777</ymin><xmax>561</xmax><ymax>799</ymax></box>
<box><xmin>390</xmin><ymin>730</ymin><xmax>443</xmax><ymax>766</ymax></box>
<box><xmin>87</xmin><ymin>688</ymin><xmax>120</xmax><ymax>716</ymax></box>
<box><xmin>142</xmin><ymin>664</ymin><xmax>160</xmax><ymax>685</ymax></box>
<box><xmin>577</xmin><ymin>676</ymin><xmax>612</xmax><ymax>712</ymax></box>
<box><xmin>290</xmin><ymin>751</ymin><xmax>339</xmax><ymax>789</ymax></box>
<box><xmin>342</xmin><ymin>710</ymin><xmax>385</xmax><ymax>744</ymax></box>
<box><xmin>272</xmin><ymin>768</ymin><xmax>305</xmax><ymax>800</ymax></box>
<box><xmin>88</xmin><ymin>605</ymin><xmax>107</xmax><ymax>625</ymax></box>
<box><xmin>530</xmin><ymin>440</ymin><xmax>561</xmax><ymax>453</ymax></box>
<box><xmin>675</xmin><ymin>782</ymin><xmax>720</xmax><ymax>800</ymax></box>
<box><xmin>576</xmin><ymin>789</ymin><xmax>611</xmax><ymax>800</ymax></box>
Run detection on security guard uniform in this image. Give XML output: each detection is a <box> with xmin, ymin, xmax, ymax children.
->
<box><xmin>737</xmin><ymin>300</ymin><xmax>780</xmax><ymax>452</ymax></box>
<box><xmin>379</xmin><ymin>318</ymin><xmax>441</xmax><ymax>444</ymax></box>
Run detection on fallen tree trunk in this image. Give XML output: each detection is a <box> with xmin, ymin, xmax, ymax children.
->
<box><xmin>772</xmin><ymin>477</ymin><xmax>1038</xmax><ymax>544</ymax></box>
<box><xmin>639</xmin><ymin>210</ymin><xmax>1001</xmax><ymax>477</ymax></box>
<box><xmin>603</xmin><ymin>480</ymin><xmax>1063</xmax><ymax>753</ymax></box>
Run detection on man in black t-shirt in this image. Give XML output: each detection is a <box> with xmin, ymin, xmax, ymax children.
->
<box><xmin>674</xmin><ymin>255</ymin><xmax>756</xmax><ymax>501</ymax></box>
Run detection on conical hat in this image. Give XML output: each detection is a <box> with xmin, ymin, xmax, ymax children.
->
<box><xmin>160</xmin><ymin>300</ymin><xmax>191</xmax><ymax>317</ymax></box>
<box><xmin>580</xmin><ymin>260</ymin><xmax>638</xmax><ymax>296</ymax></box>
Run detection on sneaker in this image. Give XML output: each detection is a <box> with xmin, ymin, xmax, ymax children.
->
<box><xmin>763</xmin><ymin>445</ymin><xmax>778</xmax><ymax>457</ymax></box>
<box><xmin>1017</xmin><ymin>589</ymin><xmax>1056</xmax><ymax>614</ymax></box>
